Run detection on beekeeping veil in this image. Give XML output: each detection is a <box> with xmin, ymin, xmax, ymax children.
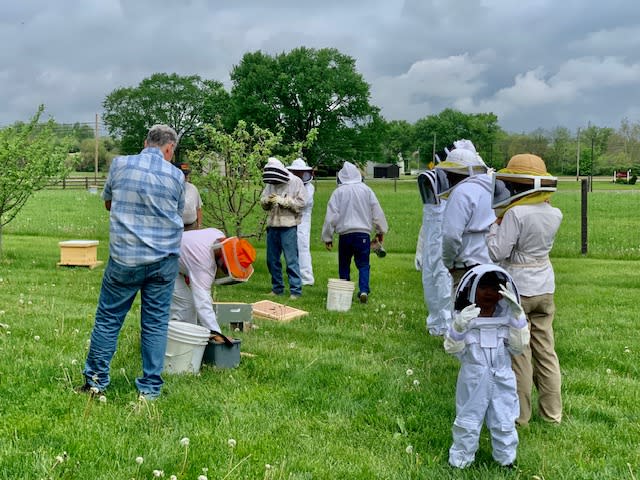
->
<box><xmin>435</xmin><ymin>139</ymin><xmax>488</xmax><ymax>199</ymax></box>
<box><xmin>454</xmin><ymin>264</ymin><xmax>519</xmax><ymax>314</ymax></box>
<box><xmin>492</xmin><ymin>154</ymin><xmax>557</xmax><ymax>218</ymax></box>
<box><xmin>417</xmin><ymin>169</ymin><xmax>449</xmax><ymax>205</ymax></box>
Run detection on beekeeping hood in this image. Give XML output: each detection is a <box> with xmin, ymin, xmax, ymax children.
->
<box><xmin>492</xmin><ymin>154</ymin><xmax>557</xmax><ymax>218</ymax></box>
<box><xmin>454</xmin><ymin>264</ymin><xmax>519</xmax><ymax>314</ymax></box>
<box><xmin>435</xmin><ymin>139</ymin><xmax>488</xmax><ymax>198</ymax></box>
<box><xmin>417</xmin><ymin>169</ymin><xmax>449</xmax><ymax>205</ymax></box>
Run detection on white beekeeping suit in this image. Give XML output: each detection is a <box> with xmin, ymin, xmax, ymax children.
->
<box><xmin>288</xmin><ymin>158</ymin><xmax>315</xmax><ymax>285</ymax></box>
<box><xmin>415</xmin><ymin>169</ymin><xmax>452</xmax><ymax>336</ymax></box>
<box><xmin>443</xmin><ymin>264</ymin><xmax>530</xmax><ymax>469</ymax></box>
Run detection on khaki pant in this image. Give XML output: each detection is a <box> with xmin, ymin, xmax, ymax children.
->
<box><xmin>511</xmin><ymin>293</ymin><xmax>562</xmax><ymax>425</ymax></box>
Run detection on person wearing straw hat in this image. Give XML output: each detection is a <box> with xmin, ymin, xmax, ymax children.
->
<box><xmin>170</xmin><ymin>228</ymin><xmax>256</xmax><ymax>339</ymax></box>
<box><xmin>260</xmin><ymin>157</ymin><xmax>307</xmax><ymax>299</ymax></box>
<box><xmin>486</xmin><ymin>153</ymin><xmax>563</xmax><ymax>426</ymax></box>
<box><xmin>436</xmin><ymin>139</ymin><xmax>495</xmax><ymax>290</ymax></box>
<box><xmin>287</xmin><ymin>158</ymin><xmax>315</xmax><ymax>286</ymax></box>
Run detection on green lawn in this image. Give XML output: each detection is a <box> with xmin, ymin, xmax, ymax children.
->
<box><xmin>0</xmin><ymin>179</ymin><xmax>638</xmax><ymax>479</ymax></box>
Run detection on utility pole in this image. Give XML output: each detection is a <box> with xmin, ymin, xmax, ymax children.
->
<box><xmin>576</xmin><ymin>127</ymin><xmax>581</xmax><ymax>181</ymax></box>
<box><xmin>94</xmin><ymin>113</ymin><xmax>99</xmax><ymax>183</ymax></box>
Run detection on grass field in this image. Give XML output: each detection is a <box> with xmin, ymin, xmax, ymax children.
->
<box><xmin>0</xmin><ymin>178</ymin><xmax>639</xmax><ymax>479</ymax></box>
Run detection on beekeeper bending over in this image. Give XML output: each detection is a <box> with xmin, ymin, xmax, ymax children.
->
<box><xmin>170</xmin><ymin>228</ymin><xmax>256</xmax><ymax>338</ymax></box>
<box><xmin>435</xmin><ymin>140</ymin><xmax>495</xmax><ymax>289</ymax></box>
<box><xmin>444</xmin><ymin>264</ymin><xmax>530</xmax><ymax>469</ymax></box>
<box><xmin>486</xmin><ymin>154</ymin><xmax>563</xmax><ymax>426</ymax></box>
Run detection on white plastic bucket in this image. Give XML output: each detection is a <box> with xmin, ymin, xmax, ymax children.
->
<box><xmin>164</xmin><ymin>321</ymin><xmax>210</xmax><ymax>374</ymax></box>
<box><xmin>326</xmin><ymin>278</ymin><xmax>355</xmax><ymax>311</ymax></box>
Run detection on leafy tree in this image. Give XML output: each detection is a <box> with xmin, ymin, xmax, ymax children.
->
<box><xmin>381</xmin><ymin>120</ymin><xmax>416</xmax><ymax>170</ymax></box>
<box><xmin>102</xmin><ymin>73</ymin><xmax>230</xmax><ymax>157</ymax></box>
<box><xmin>188</xmin><ymin>121</ymin><xmax>316</xmax><ymax>238</ymax></box>
<box><xmin>76</xmin><ymin>137</ymin><xmax>118</xmax><ymax>172</ymax></box>
<box><xmin>0</xmin><ymin>106</ymin><xmax>72</xmax><ymax>256</ymax></box>
<box><xmin>229</xmin><ymin>47</ymin><xmax>379</xmax><ymax>168</ymax></box>
<box><xmin>413</xmin><ymin>109</ymin><xmax>501</xmax><ymax>169</ymax></box>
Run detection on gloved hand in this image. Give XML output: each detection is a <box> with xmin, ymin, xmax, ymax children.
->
<box><xmin>275</xmin><ymin>195</ymin><xmax>293</xmax><ymax>209</ymax></box>
<box><xmin>444</xmin><ymin>334</ymin><xmax>465</xmax><ymax>354</ymax></box>
<box><xmin>452</xmin><ymin>304</ymin><xmax>480</xmax><ymax>332</ymax></box>
<box><xmin>499</xmin><ymin>283</ymin><xmax>524</xmax><ymax>319</ymax></box>
<box><xmin>508</xmin><ymin>324</ymin><xmax>530</xmax><ymax>354</ymax></box>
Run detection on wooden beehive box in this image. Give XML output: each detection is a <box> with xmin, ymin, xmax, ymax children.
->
<box><xmin>251</xmin><ymin>300</ymin><xmax>308</xmax><ymax>322</ymax></box>
<box><xmin>58</xmin><ymin>240</ymin><xmax>103</xmax><ymax>269</ymax></box>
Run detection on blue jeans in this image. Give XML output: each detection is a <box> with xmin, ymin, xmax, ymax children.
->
<box><xmin>266</xmin><ymin>226</ymin><xmax>302</xmax><ymax>296</ymax></box>
<box><xmin>338</xmin><ymin>232</ymin><xmax>370</xmax><ymax>295</ymax></box>
<box><xmin>83</xmin><ymin>255</ymin><xmax>179</xmax><ymax>397</ymax></box>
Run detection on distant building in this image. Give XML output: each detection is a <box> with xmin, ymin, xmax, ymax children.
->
<box><xmin>372</xmin><ymin>163</ymin><xmax>400</xmax><ymax>179</ymax></box>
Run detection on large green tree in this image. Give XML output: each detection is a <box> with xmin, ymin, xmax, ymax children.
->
<box><xmin>229</xmin><ymin>47</ymin><xmax>380</xmax><ymax>168</ymax></box>
<box><xmin>0</xmin><ymin>106</ymin><xmax>72</xmax><ymax>257</ymax></box>
<box><xmin>102</xmin><ymin>73</ymin><xmax>230</xmax><ymax>156</ymax></box>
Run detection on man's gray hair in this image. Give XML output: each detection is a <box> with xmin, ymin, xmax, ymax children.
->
<box><xmin>146</xmin><ymin>124</ymin><xmax>178</xmax><ymax>147</ymax></box>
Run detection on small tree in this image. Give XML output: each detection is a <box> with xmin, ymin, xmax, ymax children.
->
<box><xmin>188</xmin><ymin>121</ymin><xmax>315</xmax><ymax>238</ymax></box>
<box><xmin>0</xmin><ymin>106</ymin><xmax>72</xmax><ymax>257</ymax></box>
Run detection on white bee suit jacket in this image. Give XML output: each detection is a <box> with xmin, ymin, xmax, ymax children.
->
<box><xmin>417</xmin><ymin>202</ymin><xmax>452</xmax><ymax>335</ymax></box>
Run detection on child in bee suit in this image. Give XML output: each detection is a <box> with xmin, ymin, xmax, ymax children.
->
<box><xmin>444</xmin><ymin>264</ymin><xmax>530</xmax><ymax>468</ymax></box>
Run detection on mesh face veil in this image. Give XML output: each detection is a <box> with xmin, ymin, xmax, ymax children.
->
<box><xmin>417</xmin><ymin>169</ymin><xmax>449</xmax><ymax>205</ymax></box>
<box><xmin>491</xmin><ymin>173</ymin><xmax>558</xmax><ymax>209</ymax></box>
<box><xmin>454</xmin><ymin>264</ymin><xmax>519</xmax><ymax>312</ymax></box>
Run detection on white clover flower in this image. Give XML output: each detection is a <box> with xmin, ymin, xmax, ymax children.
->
<box><xmin>388</xmin><ymin>311</ymin><xmax>393</xmax><ymax>316</ymax></box>
<box><xmin>606</xmin><ymin>368</ymin><xmax>612</xmax><ymax>375</ymax></box>
<box><xmin>180</xmin><ymin>437</ymin><xmax>190</xmax><ymax>447</ymax></box>
<box><xmin>198</xmin><ymin>476</ymin><xmax>208</xmax><ymax>480</ymax></box>
<box><xmin>27</xmin><ymin>300</ymin><xmax>32</xmax><ymax>305</ymax></box>
<box><xmin>90</xmin><ymin>386</ymin><xmax>100</xmax><ymax>395</ymax></box>
<box><xmin>55</xmin><ymin>455</ymin><xmax>64</xmax><ymax>463</ymax></box>
<box><xmin>71</xmin><ymin>359</ymin><xmax>78</xmax><ymax>366</ymax></box>
<box><xmin>227</xmin><ymin>438</ymin><xmax>237</xmax><ymax>448</ymax></box>
<box><xmin>170</xmin><ymin>476</ymin><xmax>177</xmax><ymax>480</ymax></box>
<box><xmin>406</xmin><ymin>445</ymin><xmax>413</xmax><ymax>454</ymax></box>
<box><xmin>51</xmin><ymin>283</ymin><xmax>56</xmax><ymax>287</ymax></box>
<box><xmin>406</xmin><ymin>369</ymin><xmax>414</xmax><ymax>376</ymax></box>
<box><xmin>152</xmin><ymin>469</ymin><xmax>164</xmax><ymax>477</ymax></box>
<box><xmin>265</xmin><ymin>464</ymin><xmax>272</xmax><ymax>470</ymax></box>
<box><xmin>135</xmin><ymin>456</ymin><xmax>144</xmax><ymax>465</ymax></box>
<box><xmin>202</xmin><ymin>468</ymin><xmax>208</xmax><ymax>473</ymax></box>
<box><xmin>19</xmin><ymin>299</ymin><xmax>24</xmax><ymax>304</ymax></box>
<box><xmin>400</xmin><ymin>313</ymin><xmax>406</xmax><ymax>319</ymax></box>
<box><xmin>73</xmin><ymin>328</ymin><xmax>79</xmax><ymax>334</ymax></box>
<box><xmin>98</xmin><ymin>395</ymin><xmax>107</xmax><ymax>403</ymax></box>
<box><xmin>413</xmin><ymin>379</ymin><xmax>420</xmax><ymax>386</ymax></box>
<box><xmin>34</xmin><ymin>335</ymin><xmax>40</xmax><ymax>341</ymax></box>
<box><xmin>0</xmin><ymin>311</ymin><xmax>5</xmax><ymax>316</ymax></box>
<box><xmin>624</xmin><ymin>347</ymin><xmax>631</xmax><ymax>353</ymax></box>
<box><xmin>380</xmin><ymin>304</ymin><xmax>386</xmax><ymax>309</ymax></box>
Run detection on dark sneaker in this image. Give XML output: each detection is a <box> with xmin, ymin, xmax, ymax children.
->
<box><xmin>75</xmin><ymin>383</ymin><xmax>104</xmax><ymax>396</ymax></box>
<box><xmin>266</xmin><ymin>291</ymin><xmax>282</xmax><ymax>296</ymax></box>
<box><xmin>359</xmin><ymin>293</ymin><xmax>368</xmax><ymax>304</ymax></box>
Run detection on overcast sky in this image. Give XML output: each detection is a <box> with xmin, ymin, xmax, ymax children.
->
<box><xmin>2</xmin><ymin>0</ymin><xmax>640</xmax><ymax>134</ymax></box>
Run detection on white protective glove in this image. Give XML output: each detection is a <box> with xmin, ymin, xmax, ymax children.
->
<box><xmin>276</xmin><ymin>195</ymin><xmax>293</xmax><ymax>209</ymax></box>
<box><xmin>452</xmin><ymin>304</ymin><xmax>481</xmax><ymax>333</ymax></box>
<box><xmin>499</xmin><ymin>283</ymin><xmax>525</xmax><ymax>319</ymax></box>
<box><xmin>443</xmin><ymin>334</ymin><xmax>465</xmax><ymax>354</ymax></box>
<box><xmin>508</xmin><ymin>324</ymin><xmax>530</xmax><ymax>354</ymax></box>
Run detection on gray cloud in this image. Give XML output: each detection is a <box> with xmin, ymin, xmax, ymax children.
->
<box><xmin>1</xmin><ymin>0</ymin><xmax>639</xmax><ymax>134</ymax></box>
